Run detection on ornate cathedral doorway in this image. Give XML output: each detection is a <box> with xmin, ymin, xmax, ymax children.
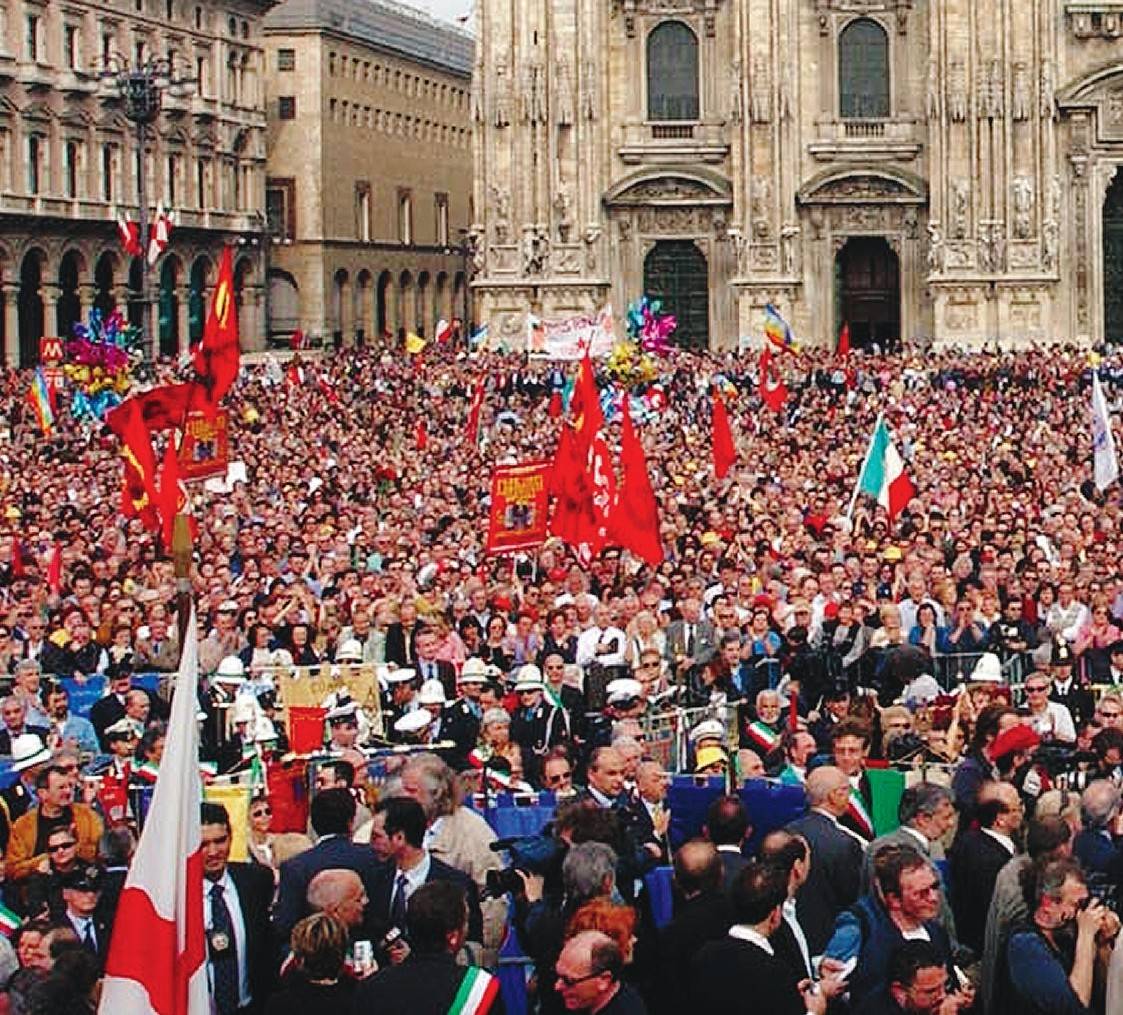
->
<box><xmin>643</xmin><ymin>240</ymin><xmax>709</xmax><ymax>349</ymax></box>
<box><xmin>836</xmin><ymin>237</ymin><xmax>900</xmax><ymax>350</ymax></box>
<box><xmin>1105</xmin><ymin>172</ymin><xmax>1123</xmax><ymax>344</ymax></box>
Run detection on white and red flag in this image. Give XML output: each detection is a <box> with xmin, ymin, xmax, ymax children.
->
<box><xmin>99</xmin><ymin>608</ymin><xmax>208</xmax><ymax>1015</ymax></box>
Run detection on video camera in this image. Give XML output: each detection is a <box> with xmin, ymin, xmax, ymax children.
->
<box><xmin>482</xmin><ymin>832</ymin><xmax>564</xmax><ymax>901</ymax></box>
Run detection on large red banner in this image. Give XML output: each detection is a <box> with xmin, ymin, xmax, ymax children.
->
<box><xmin>486</xmin><ymin>460</ymin><xmax>551</xmax><ymax>555</ymax></box>
<box><xmin>178</xmin><ymin>409</ymin><xmax>230</xmax><ymax>480</ymax></box>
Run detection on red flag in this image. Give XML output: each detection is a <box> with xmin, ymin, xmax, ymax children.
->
<box><xmin>188</xmin><ymin>245</ymin><xmax>239</xmax><ymax>420</ymax></box>
<box><xmin>106</xmin><ymin>398</ymin><xmax>160</xmax><ymax>531</ymax></box>
<box><xmin>547</xmin><ymin>390</ymin><xmax>563</xmax><ymax>418</ymax></box>
<box><xmin>837</xmin><ymin>321</ymin><xmax>851</xmax><ymax>357</ymax></box>
<box><xmin>285</xmin><ymin>362</ymin><xmax>304</xmax><ymax>387</ymax></box>
<box><xmin>317</xmin><ymin>376</ymin><xmax>339</xmax><ymax>405</ymax></box>
<box><xmin>606</xmin><ymin>400</ymin><xmax>663</xmax><ymax>567</ymax></box>
<box><xmin>157</xmin><ymin>438</ymin><xmax>184</xmax><ymax>550</ymax></box>
<box><xmin>569</xmin><ymin>353</ymin><xmax>604</xmax><ymax>452</ymax></box>
<box><xmin>100</xmin><ymin>609</ymin><xmax>208</xmax><ymax>1015</ymax></box>
<box><xmin>465</xmin><ymin>375</ymin><xmax>486</xmax><ymax>444</ymax></box>
<box><xmin>588</xmin><ymin>431</ymin><xmax>617</xmax><ymax>556</ymax></box>
<box><xmin>46</xmin><ymin>542</ymin><xmax>62</xmax><ymax>596</ymax></box>
<box><xmin>132</xmin><ymin>383</ymin><xmax>194</xmax><ymax>433</ymax></box>
<box><xmin>760</xmin><ymin>346</ymin><xmax>789</xmax><ymax>414</ymax></box>
<box><xmin>548</xmin><ymin>423</ymin><xmax>600</xmax><ymax>558</ymax></box>
<box><xmin>10</xmin><ymin>538</ymin><xmax>24</xmax><ymax>579</ymax></box>
<box><xmin>415</xmin><ymin>420</ymin><xmax>428</xmax><ymax>450</ymax></box>
<box><xmin>712</xmin><ymin>386</ymin><xmax>737</xmax><ymax>479</ymax></box>
<box><xmin>117</xmin><ymin>216</ymin><xmax>142</xmax><ymax>258</ymax></box>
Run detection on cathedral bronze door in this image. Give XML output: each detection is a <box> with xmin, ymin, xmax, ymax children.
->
<box><xmin>1105</xmin><ymin>173</ymin><xmax>1123</xmax><ymax>344</ymax></box>
<box><xmin>643</xmin><ymin>240</ymin><xmax>709</xmax><ymax>350</ymax></box>
<box><xmin>836</xmin><ymin>237</ymin><xmax>900</xmax><ymax>351</ymax></box>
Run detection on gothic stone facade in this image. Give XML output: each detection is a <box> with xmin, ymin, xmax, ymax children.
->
<box><xmin>470</xmin><ymin>0</ymin><xmax>1123</xmax><ymax>350</ymax></box>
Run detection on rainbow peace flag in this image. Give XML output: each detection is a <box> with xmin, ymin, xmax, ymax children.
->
<box><xmin>26</xmin><ymin>367</ymin><xmax>54</xmax><ymax>434</ymax></box>
<box><xmin>763</xmin><ymin>304</ymin><xmax>800</xmax><ymax>354</ymax></box>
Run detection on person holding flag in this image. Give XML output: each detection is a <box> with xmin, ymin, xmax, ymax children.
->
<box><xmin>848</xmin><ymin>412</ymin><xmax>916</xmax><ymax>521</ymax></box>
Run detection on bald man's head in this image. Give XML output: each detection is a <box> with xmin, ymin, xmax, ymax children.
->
<box><xmin>307</xmin><ymin>868</ymin><xmax>367</xmax><ymax>929</ymax></box>
<box><xmin>673</xmin><ymin>839</ymin><xmax>722</xmax><ymax>897</ymax></box>
<box><xmin>806</xmin><ymin>765</ymin><xmax>850</xmax><ymax>815</ymax></box>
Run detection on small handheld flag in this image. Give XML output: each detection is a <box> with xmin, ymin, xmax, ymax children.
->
<box><xmin>1092</xmin><ymin>371</ymin><xmax>1120</xmax><ymax>491</ymax></box>
<box><xmin>26</xmin><ymin>368</ymin><xmax>55</xmax><ymax>434</ymax></box>
<box><xmin>849</xmin><ymin>413</ymin><xmax>915</xmax><ymax>521</ymax></box>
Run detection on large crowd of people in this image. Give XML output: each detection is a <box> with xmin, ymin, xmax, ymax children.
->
<box><xmin>0</xmin><ymin>340</ymin><xmax>1122</xmax><ymax>1013</ymax></box>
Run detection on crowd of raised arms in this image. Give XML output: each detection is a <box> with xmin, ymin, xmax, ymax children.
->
<box><xmin>0</xmin><ymin>341</ymin><xmax>1121</xmax><ymax>1014</ymax></box>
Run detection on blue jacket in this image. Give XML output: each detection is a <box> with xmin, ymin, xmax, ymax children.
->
<box><xmin>824</xmin><ymin>893</ymin><xmax>953</xmax><ymax>1012</ymax></box>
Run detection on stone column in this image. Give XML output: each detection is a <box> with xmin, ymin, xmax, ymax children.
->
<box><xmin>78</xmin><ymin>283</ymin><xmax>97</xmax><ymax>324</ymax></box>
<box><xmin>177</xmin><ymin>291</ymin><xmax>191</xmax><ymax>357</ymax></box>
<box><xmin>40</xmin><ymin>283</ymin><xmax>60</xmax><ymax>342</ymax></box>
<box><xmin>2</xmin><ymin>284</ymin><xmax>20</xmax><ymax>367</ymax></box>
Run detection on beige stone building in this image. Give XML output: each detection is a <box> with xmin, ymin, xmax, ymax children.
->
<box><xmin>0</xmin><ymin>0</ymin><xmax>273</xmax><ymax>365</ymax></box>
<box><xmin>262</xmin><ymin>0</ymin><xmax>473</xmax><ymax>346</ymax></box>
<box><xmin>470</xmin><ymin>0</ymin><xmax>1123</xmax><ymax>350</ymax></box>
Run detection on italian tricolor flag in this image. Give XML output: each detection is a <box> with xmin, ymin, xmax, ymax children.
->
<box><xmin>0</xmin><ymin>902</ymin><xmax>21</xmax><ymax>936</ymax></box>
<box><xmin>450</xmin><ymin>966</ymin><xmax>500</xmax><ymax>1015</ymax></box>
<box><xmin>853</xmin><ymin>414</ymin><xmax>915</xmax><ymax>520</ymax></box>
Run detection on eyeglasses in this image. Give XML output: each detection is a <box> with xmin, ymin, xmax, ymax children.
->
<box><xmin>545</xmin><ymin>772</ymin><xmax>572</xmax><ymax>785</ymax></box>
<box><xmin>1026</xmin><ymin>685</ymin><xmax>1050</xmax><ymax>694</ymax></box>
<box><xmin>555</xmin><ymin>970</ymin><xmax>606</xmax><ymax>989</ymax></box>
<box><xmin>47</xmin><ymin>841</ymin><xmax>76</xmax><ymax>853</ymax></box>
<box><xmin>251</xmin><ymin>807</ymin><xmax>272</xmax><ymax>818</ymax></box>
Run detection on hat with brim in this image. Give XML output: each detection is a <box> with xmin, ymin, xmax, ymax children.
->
<box><xmin>969</xmin><ymin>653</ymin><xmax>1004</xmax><ymax>684</ymax></box>
<box><xmin>384</xmin><ymin>668</ymin><xmax>417</xmax><ymax>684</ymax></box>
<box><xmin>694</xmin><ymin>746</ymin><xmax>729</xmax><ymax>772</ymax></box>
<box><xmin>460</xmin><ymin>658</ymin><xmax>489</xmax><ymax>682</ymax></box>
<box><xmin>417</xmin><ymin>679</ymin><xmax>447</xmax><ymax>706</ymax></box>
<box><xmin>394</xmin><ymin>710</ymin><xmax>433</xmax><ymax>735</ymax></box>
<box><xmin>689</xmin><ymin>719</ymin><xmax>725</xmax><ymax>744</ymax></box>
<box><xmin>514</xmin><ymin>664</ymin><xmax>545</xmax><ymax>692</ymax></box>
<box><xmin>63</xmin><ymin>865</ymin><xmax>104</xmax><ymax>892</ymax></box>
<box><xmin>10</xmin><ymin>734</ymin><xmax>52</xmax><ymax>772</ymax></box>
<box><xmin>606</xmin><ymin>678</ymin><xmax>645</xmax><ymax>706</ymax></box>
<box><xmin>105</xmin><ymin>718</ymin><xmax>139</xmax><ymax>740</ymax></box>
<box><xmin>326</xmin><ymin>700</ymin><xmax>358</xmax><ymax>724</ymax></box>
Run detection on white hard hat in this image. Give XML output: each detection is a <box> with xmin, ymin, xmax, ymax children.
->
<box><xmin>216</xmin><ymin>656</ymin><xmax>246</xmax><ymax>680</ymax></box>
<box><xmin>417</xmin><ymin>679</ymin><xmax>447</xmax><ymax>706</ymax></box>
<box><xmin>336</xmin><ymin>639</ymin><xmax>363</xmax><ymax>662</ymax></box>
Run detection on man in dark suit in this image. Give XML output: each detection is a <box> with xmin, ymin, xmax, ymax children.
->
<box><xmin>367</xmin><ymin>797</ymin><xmax>483</xmax><ymax>948</ymax></box>
<box><xmin>1048</xmin><ymin>648</ymin><xmax>1096</xmax><ymax>728</ymax></box>
<box><xmin>201</xmin><ymin>803</ymin><xmax>274</xmax><ymax>1014</ymax></box>
<box><xmin>786</xmin><ymin>765</ymin><xmax>865</xmax><ymax>956</ymax></box>
<box><xmin>655</xmin><ymin>840</ymin><xmax>732</xmax><ymax>1015</ymax></box>
<box><xmin>759</xmin><ymin>830</ymin><xmax>816</xmax><ymax>982</ymax></box>
<box><xmin>949</xmin><ymin>779</ymin><xmax>1021</xmax><ymax>954</ymax></box>
<box><xmin>384</xmin><ymin>602</ymin><xmax>421</xmax><ymax>667</ymax></box>
<box><xmin>89</xmin><ymin>664</ymin><xmax>158</xmax><ymax>751</ymax></box>
<box><xmin>663</xmin><ymin>596</ymin><xmax>716</xmax><ymax>685</ymax></box>
<box><xmin>0</xmin><ymin>695</ymin><xmax>49</xmax><ymax>756</ymax></box>
<box><xmin>350</xmin><ymin>880</ymin><xmax>502</xmax><ymax>1015</ymax></box>
<box><xmin>703</xmin><ymin>794</ymin><xmax>750</xmax><ymax>893</ymax></box>
<box><xmin>1073</xmin><ymin>779</ymin><xmax>1123</xmax><ymax>883</ymax></box>
<box><xmin>60</xmin><ymin>865</ymin><xmax>113</xmax><ymax>971</ymax></box>
<box><xmin>412</xmin><ymin>627</ymin><xmax>458</xmax><ymax>700</ymax></box>
<box><xmin>691</xmin><ymin>860</ymin><xmax>831</xmax><ymax>1015</ymax></box>
<box><xmin>274</xmin><ymin>788</ymin><xmax>383</xmax><ymax>943</ymax></box>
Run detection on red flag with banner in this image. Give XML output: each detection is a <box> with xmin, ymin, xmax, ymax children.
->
<box><xmin>547</xmin><ymin>390</ymin><xmax>562</xmax><ymax>418</ymax></box>
<box><xmin>415</xmin><ymin>420</ymin><xmax>428</xmax><ymax>451</ymax></box>
<box><xmin>837</xmin><ymin>321</ymin><xmax>851</xmax><ymax>357</ymax></box>
<box><xmin>606</xmin><ymin>399</ymin><xmax>663</xmax><ymax>567</ymax></box>
<box><xmin>99</xmin><ymin>609</ymin><xmax>208</xmax><ymax>1015</ymax></box>
<box><xmin>760</xmin><ymin>346</ymin><xmax>789</xmax><ymax>414</ymax></box>
<box><xmin>465</xmin><ymin>375</ymin><xmax>486</xmax><ymax>445</ymax></box>
<box><xmin>486</xmin><ymin>460</ymin><xmax>551</xmax><ymax>555</ymax></box>
<box><xmin>588</xmin><ymin>431</ymin><xmax>617</xmax><ymax>556</ymax></box>
<box><xmin>188</xmin><ymin>245</ymin><xmax>239</xmax><ymax>420</ymax></box>
<box><xmin>157</xmin><ymin>439</ymin><xmax>185</xmax><ymax>549</ymax></box>
<box><xmin>106</xmin><ymin>399</ymin><xmax>160</xmax><ymax>531</ymax></box>
<box><xmin>712</xmin><ymin>386</ymin><xmax>737</xmax><ymax>479</ymax></box>
<box><xmin>178</xmin><ymin>410</ymin><xmax>229</xmax><ymax>481</ymax></box>
<box><xmin>46</xmin><ymin>542</ymin><xmax>62</xmax><ymax>596</ymax></box>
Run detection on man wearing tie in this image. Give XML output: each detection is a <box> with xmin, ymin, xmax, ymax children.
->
<box><xmin>664</xmin><ymin>596</ymin><xmax>716</xmax><ymax>685</ymax></box>
<box><xmin>61</xmin><ymin>865</ymin><xmax>111</xmax><ymax>970</ymax></box>
<box><xmin>411</xmin><ymin>628</ymin><xmax>457</xmax><ymax>700</ymax></box>
<box><xmin>201</xmin><ymin>802</ymin><xmax>274</xmax><ymax>1015</ymax></box>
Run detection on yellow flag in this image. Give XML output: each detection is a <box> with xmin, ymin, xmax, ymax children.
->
<box><xmin>405</xmin><ymin>332</ymin><xmax>427</xmax><ymax>355</ymax></box>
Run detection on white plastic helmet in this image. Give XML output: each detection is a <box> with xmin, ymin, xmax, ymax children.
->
<box><xmin>336</xmin><ymin>639</ymin><xmax>363</xmax><ymax>663</ymax></box>
<box><xmin>216</xmin><ymin>656</ymin><xmax>246</xmax><ymax>680</ymax></box>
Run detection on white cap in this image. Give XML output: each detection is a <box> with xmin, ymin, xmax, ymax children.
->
<box><xmin>216</xmin><ymin>656</ymin><xmax>246</xmax><ymax>681</ymax></box>
<box><xmin>689</xmin><ymin>718</ymin><xmax>726</xmax><ymax>744</ymax></box>
<box><xmin>335</xmin><ymin>639</ymin><xmax>363</xmax><ymax>662</ymax></box>
<box><xmin>384</xmin><ymin>668</ymin><xmax>417</xmax><ymax>684</ymax></box>
<box><xmin>417</xmin><ymin>679</ymin><xmax>447</xmax><ymax>706</ymax></box>
<box><xmin>230</xmin><ymin>698</ymin><xmax>258</xmax><ymax>725</ymax></box>
<box><xmin>394</xmin><ymin>710</ymin><xmax>433</xmax><ymax>735</ymax></box>
<box><xmin>10</xmin><ymin>734</ymin><xmax>52</xmax><ymax>772</ymax></box>
<box><xmin>606</xmin><ymin>678</ymin><xmax>645</xmax><ymax>705</ymax></box>
<box><xmin>969</xmin><ymin>653</ymin><xmax>1004</xmax><ymax>684</ymax></box>
<box><xmin>218</xmin><ymin>600</ymin><xmax>239</xmax><ymax>613</ymax></box>
<box><xmin>513</xmin><ymin>664</ymin><xmax>544</xmax><ymax>691</ymax></box>
<box><xmin>254</xmin><ymin>717</ymin><xmax>279</xmax><ymax>743</ymax></box>
<box><xmin>460</xmin><ymin>658</ymin><xmax>489</xmax><ymax>682</ymax></box>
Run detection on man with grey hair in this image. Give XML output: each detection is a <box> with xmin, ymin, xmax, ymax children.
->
<box><xmin>862</xmin><ymin>782</ymin><xmax>956</xmax><ymax>889</ymax></box>
<box><xmin>306</xmin><ymin>868</ymin><xmax>368</xmax><ymax>936</ymax></box>
<box><xmin>398</xmin><ymin>753</ymin><xmax>504</xmax><ymax>963</ymax></box>
<box><xmin>563</xmin><ymin>841</ymin><xmax>618</xmax><ymax>905</ymax></box>
<box><xmin>1073</xmin><ymin>779</ymin><xmax>1123</xmax><ymax>881</ymax></box>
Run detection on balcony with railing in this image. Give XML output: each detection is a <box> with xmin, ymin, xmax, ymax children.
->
<box><xmin>617</xmin><ymin>120</ymin><xmax>730</xmax><ymax>165</ymax></box>
<box><xmin>807</xmin><ymin>118</ymin><xmax>922</xmax><ymax>162</ymax></box>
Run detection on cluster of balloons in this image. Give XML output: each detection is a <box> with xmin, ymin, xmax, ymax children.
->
<box><xmin>603</xmin><ymin>296</ymin><xmax>678</xmax><ymax>391</ymax></box>
<box><xmin>63</xmin><ymin>310</ymin><xmax>140</xmax><ymax>421</ymax></box>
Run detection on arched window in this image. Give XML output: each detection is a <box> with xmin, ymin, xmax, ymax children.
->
<box><xmin>838</xmin><ymin>18</ymin><xmax>889</xmax><ymax>119</ymax></box>
<box><xmin>646</xmin><ymin>21</ymin><xmax>699</xmax><ymax>121</ymax></box>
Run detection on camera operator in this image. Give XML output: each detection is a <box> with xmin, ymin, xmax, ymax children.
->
<box><xmin>515</xmin><ymin>841</ymin><xmax>620</xmax><ymax>1015</ymax></box>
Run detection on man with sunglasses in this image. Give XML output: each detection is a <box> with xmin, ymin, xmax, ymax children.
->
<box><xmin>555</xmin><ymin>930</ymin><xmax>647</xmax><ymax>1015</ymax></box>
<box><xmin>21</xmin><ymin>823</ymin><xmax>82</xmax><ymax>919</ymax></box>
<box><xmin>1024</xmin><ymin>670</ymin><xmax>1077</xmax><ymax>743</ymax></box>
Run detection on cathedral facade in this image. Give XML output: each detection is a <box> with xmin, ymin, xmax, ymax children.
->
<box><xmin>469</xmin><ymin>0</ymin><xmax>1123</xmax><ymax>351</ymax></box>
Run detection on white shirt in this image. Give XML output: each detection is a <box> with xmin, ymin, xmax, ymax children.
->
<box><xmin>982</xmin><ymin>828</ymin><xmax>1016</xmax><ymax>856</ymax></box>
<box><xmin>576</xmin><ymin>625</ymin><xmax>627</xmax><ymax>668</ymax></box>
<box><xmin>203</xmin><ymin>870</ymin><xmax>250</xmax><ymax>1007</ymax></box>
<box><xmin>394</xmin><ymin>850</ymin><xmax>433</xmax><ymax>907</ymax></box>
<box><xmin>1031</xmin><ymin>700</ymin><xmax>1076</xmax><ymax>743</ymax></box>
<box><xmin>728</xmin><ymin>924</ymin><xmax>773</xmax><ymax>955</ymax></box>
<box><xmin>68</xmin><ymin>912</ymin><xmax>97</xmax><ymax>951</ymax></box>
<box><xmin>782</xmin><ymin>898</ymin><xmax>813</xmax><ymax>977</ymax></box>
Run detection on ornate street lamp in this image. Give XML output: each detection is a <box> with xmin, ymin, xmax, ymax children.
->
<box><xmin>100</xmin><ymin>55</ymin><xmax>195</xmax><ymax>361</ymax></box>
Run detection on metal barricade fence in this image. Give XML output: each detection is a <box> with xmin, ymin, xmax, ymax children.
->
<box><xmin>638</xmin><ymin>703</ymin><xmax>740</xmax><ymax>774</ymax></box>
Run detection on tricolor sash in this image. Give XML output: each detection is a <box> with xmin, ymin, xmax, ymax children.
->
<box><xmin>846</xmin><ymin>786</ymin><xmax>874</xmax><ymax>839</ymax></box>
<box><xmin>744</xmin><ymin>720</ymin><xmax>781</xmax><ymax>755</ymax></box>
<box><xmin>449</xmin><ymin>966</ymin><xmax>500</xmax><ymax>1015</ymax></box>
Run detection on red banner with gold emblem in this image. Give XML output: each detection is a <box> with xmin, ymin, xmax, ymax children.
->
<box><xmin>178</xmin><ymin>409</ymin><xmax>230</xmax><ymax>480</ymax></box>
<box><xmin>486</xmin><ymin>460</ymin><xmax>551</xmax><ymax>555</ymax></box>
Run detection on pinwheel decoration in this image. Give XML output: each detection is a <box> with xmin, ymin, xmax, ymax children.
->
<box><xmin>626</xmin><ymin>296</ymin><xmax>677</xmax><ymax>356</ymax></box>
<box><xmin>62</xmin><ymin>309</ymin><xmax>141</xmax><ymax>420</ymax></box>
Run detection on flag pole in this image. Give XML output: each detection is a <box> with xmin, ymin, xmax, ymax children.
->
<box><xmin>846</xmin><ymin>411</ymin><xmax>884</xmax><ymax>522</ymax></box>
<box><xmin>172</xmin><ymin>513</ymin><xmax>194</xmax><ymax>652</ymax></box>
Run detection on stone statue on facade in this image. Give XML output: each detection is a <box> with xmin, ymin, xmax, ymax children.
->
<box><xmin>1040</xmin><ymin>60</ymin><xmax>1056</xmax><ymax>120</ymax></box>
<box><xmin>780</xmin><ymin>223</ymin><xmax>801</xmax><ymax>276</ymax></box>
<box><xmin>948</xmin><ymin>61</ymin><xmax>968</xmax><ymax>123</ymax></box>
<box><xmin>1011</xmin><ymin>63</ymin><xmax>1030</xmax><ymax>122</ymax></box>
<box><xmin>926</xmin><ymin>59</ymin><xmax>941</xmax><ymax>121</ymax></box>
<box><xmin>581</xmin><ymin>59</ymin><xmax>597</xmax><ymax>121</ymax></box>
<box><xmin>729</xmin><ymin>59</ymin><xmax>743</xmax><ymax>123</ymax></box>
<box><xmin>583</xmin><ymin>224</ymin><xmax>601</xmax><ymax>272</ymax></box>
<box><xmin>490</xmin><ymin>184</ymin><xmax>511</xmax><ymax>243</ymax></box>
<box><xmin>521</xmin><ymin>224</ymin><xmax>549</xmax><ymax>276</ymax></box>
<box><xmin>951</xmin><ymin>181</ymin><xmax>969</xmax><ymax>239</ymax></box>
<box><xmin>493</xmin><ymin>57</ymin><xmax>511</xmax><ymax>128</ymax></box>
<box><xmin>554</xmin><ymin>183</ymin><xmax>573</xmax><ymax>243</ymax></box>
<box><xmin>926</xmin><ymin>222</ymin><xmax>944</xmax><ymax>272</ymax></box>
<box><xmin>1012</xmin><ymin>176</ymin><xmax>1034</xmax><ymax>239</ymax></box>
<box><xmin>466</xmin><ymin>224</ymin><xmax>486</xmax><ymax>273</ymax></box>
<box><xmin>555</xmin><ymin>57</ymin><xmax>575</xmax><ymax>127</ymax></box>
<box><xmin>751</xmin><ymin>177</ymin><xmax>771</xmax><ymax>240</ymax></box>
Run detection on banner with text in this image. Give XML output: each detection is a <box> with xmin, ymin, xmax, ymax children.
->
<box><xmin>275</xmin><ymin>662</ymin><xmax>383</xmax><ymax>738</ymax></box>
<box><xmin>527</xmin><ymin>306</ymin><xmax>616</xmax><ymax>360</ymax></box>
<box><xmin>486</xmin><ymin>459</ymin><xmax>552</xmax><ymax>555</ymax></box>
<box><xmin>179</xmin><ymin>408</ymin><xmax>230</xmax><ymax>480</ymax></box>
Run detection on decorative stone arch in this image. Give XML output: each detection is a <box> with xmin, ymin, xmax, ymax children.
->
<box><xmin>355</xmin><ymin>268</ymin><xmax>373</xmax><ymax>346</ymax></box>
<box><xmin>158</xmin><ymin>254</ymin><xmax>184</xmax><ymax>358</ymax></box>
<box><xmin>376</xmin><ymin>270</ymin><xmax>395</xmax><ymax>338</ymax></box>
<box><xmin>331</xmin><ymin>268</ymin><xmax>350</xmax><ymax>347</ymax></box>
<box><xmin>18</xmin><ymin>247</ymin><xmax>49</xmax><ymax>367</ymax></box>
<box><xmin>1057</xmin><ymin>64</ymin><xmax>1123</xmax><ymax>343</ymax></box>
<box><xmin>188</xmin><ymin>255</ymin><xmax>213</xmax><ymax>345</ymax></box>
<box><xmin>267</xmin><ymin>268</ymin><xmax>300</xmax><ymax>346</ymax></box>
<box><xmin>837</xmin><ymin>16</ymin><xmax>891</xmax><ymax>119</ymax></box>
<box><xmin>57</xmin><ymin>248</ymin><xmax>86</xmax><ymax>341</ymax></box>
<box><xmin>604</xmin><ymin>166</ymin><xmax>733</xmax><ymax>209</ymax></box>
